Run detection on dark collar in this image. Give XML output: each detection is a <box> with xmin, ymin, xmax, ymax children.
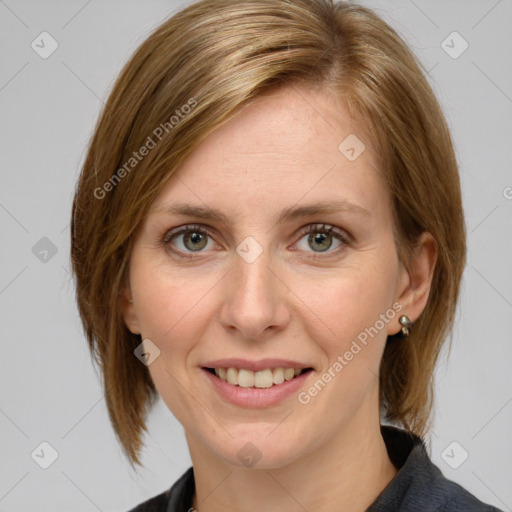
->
<box><xmin>163</xmin><ymin>425</ymin><xmax>500</xmax><ymax>512</ymax></box>
<box><xmin>367</xmin><ymin>424</ymin><xmax>430</xmax><ymax>510</ymax></box>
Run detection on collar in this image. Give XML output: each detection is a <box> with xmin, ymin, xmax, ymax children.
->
<box><xmin>164</xmin><ymin>425</ymin><xmax>499</xmax><ymax>511</ymax></box>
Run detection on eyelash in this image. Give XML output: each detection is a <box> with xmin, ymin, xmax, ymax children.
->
<box><xmin>161</xmin><ymin>223</ymin><xmax>351</xmax><ymax>260</ymax></box>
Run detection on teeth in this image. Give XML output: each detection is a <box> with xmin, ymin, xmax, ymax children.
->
<box><xmin>273</xmin><ymin>367</ymin><xmax>284</xmax><ymax>385</ymax></box>
<box><xmin>211</xmin><ymin>367</ymin><xmax>307</xmax><ymax>388</ymax></box>
<box><xmin>226</xmin><ymin>367</ymin><xmax>238</xmax><ymax>385</ymax></box>
<box><xmin>255</xmin><ymin>369</ymin><xmax>274</xmax><ymax>388</ymax></box>
<box><xmin>238</xmin><ymin>369</ymin><xmax>255</xmax><ymax>387</ymax></box>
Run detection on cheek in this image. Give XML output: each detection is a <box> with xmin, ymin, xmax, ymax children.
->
<box><xmin>297</xmin><ymin>259</ymin><xmax>398</xmax><ymax>363</ymax></box>
<box><xmin>130</xmin><ymin>262</ymin><xmax>214</xmax><ymax>419</ymax></box>
<box><xmin>130</xmin><ymin>255</ymin><xmax>216</xmax><ymax>341</ymax></box>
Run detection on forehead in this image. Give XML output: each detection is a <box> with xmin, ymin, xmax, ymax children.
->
<box><xmin>151</xmin><ymin>84</ymin><xmax>386</xmax><ymax>218</ymax></box>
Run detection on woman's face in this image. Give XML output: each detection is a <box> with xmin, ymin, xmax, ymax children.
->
<box><xmin>122</xmin><ymin>84</ymin><xmax>415</xmax><ymax>469</ymax></box>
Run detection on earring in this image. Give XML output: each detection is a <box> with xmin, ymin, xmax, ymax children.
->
<box><xmin>129</xmin><ymin>298</ymin><xmax>134</xmax><ymax>303</ymax></box>
<box><xmin>399</xmin><ymin>315</ymin><xmax>413</xmax><ymax>337</ymax></box>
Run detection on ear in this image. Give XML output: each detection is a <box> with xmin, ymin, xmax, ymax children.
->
<box><xmin>388</xmin><ymin>231</ymin><xmax>437</xmax><ymax>336</ymax></box>
<box><xmin>118</xmin><ymin>280</ymin><xmax>141</xmax><ymax>335</ymax></box>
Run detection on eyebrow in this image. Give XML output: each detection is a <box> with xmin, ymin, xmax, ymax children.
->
<box><xmin>149</xmin><ymin>199</ymin><xmax>370</xmax><ymax>225</ymax></box>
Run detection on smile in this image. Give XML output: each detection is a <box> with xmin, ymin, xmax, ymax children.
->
<box><xmin>204</xmin><ymin>366</ymin><xmax>313</xmax><ymax>388</ymax></box>
<box><xmin>201</xmin><ymin>366</ymin><xmax>315</xmax><ymax>408</ymax></box>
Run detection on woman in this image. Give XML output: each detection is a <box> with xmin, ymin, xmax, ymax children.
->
<box><xmin>70</xmin><ymin>0</ymin><xmax>503</xmax><ymax>510</ymax></box>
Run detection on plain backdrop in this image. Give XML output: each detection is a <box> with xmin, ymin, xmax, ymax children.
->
<box><xmin>0</xmin><ymin>0</ymin><xmax>511</xmax><ymax>511</ymax></box>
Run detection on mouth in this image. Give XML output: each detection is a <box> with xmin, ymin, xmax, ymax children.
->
<box><xmin>202</xmin><ymin>366</ymin><xmax>314</xmax><ymax>389</ymax></box>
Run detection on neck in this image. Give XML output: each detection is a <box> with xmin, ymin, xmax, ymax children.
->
<box><xmin>187</xmin><ymin>412</ymin><xmax>398</xmax><ymax>512</ymax></box>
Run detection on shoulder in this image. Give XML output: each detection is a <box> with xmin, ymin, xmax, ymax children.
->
<box><xmin>418</xmin><ymin>459</ymin><xmax>502</xmax><ymax>511</ymax></box>
<box><xmin>127</xmin><ymin>466</ymin><xmax>195</xmax><ymax>512</ymax></box>
<box><xmin>368</xmin><ymin>426</ymin><xmax>503</xmax><ymax>511</ymax></box>
<box><xmin>126</xmin><ymin>489</ymin><xmax>170</xmax><ymax>512</ymax></box>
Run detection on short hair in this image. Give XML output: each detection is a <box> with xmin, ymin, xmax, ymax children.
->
<box><xmin>70</xmin><ymin>0</ymin><xmax>466</xmax><ymax>469</ymax></box>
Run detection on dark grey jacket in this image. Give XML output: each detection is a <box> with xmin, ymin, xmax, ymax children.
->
<box><xmin>128</xmin><ymin>425</ymin><xmax>503</xmax><ymax>511</ymax></box>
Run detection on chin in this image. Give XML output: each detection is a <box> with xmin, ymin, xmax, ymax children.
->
<box><xmin>210</xmin><ymin>436</ymin><xmax>302</xmax><ymax>470</ymax></box>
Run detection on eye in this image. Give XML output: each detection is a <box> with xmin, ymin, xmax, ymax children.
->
<box><xmin>162</xmin><ymin>224</ymin><xmax>217</xmax><ymax>258</ymax></box>
<box><xmin>162</xmin><ymin>223</ymin><xmax>350</xmax><ymax>260</ymax></box>
<box><xmin>294</xmin><ymin>223</ymin><xmax>349</xmax><ymax>256</ymax></box>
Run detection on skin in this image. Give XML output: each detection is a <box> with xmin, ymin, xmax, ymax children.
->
<box><xmin>120</xmin><ymin>83</ymin><xmax>437</xmax><ymax>512</ymax></box>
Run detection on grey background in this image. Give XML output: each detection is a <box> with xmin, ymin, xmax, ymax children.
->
<box><xmin>0</xmin><ymin>0</ymin><xmax>511</xmax><ymax>510</ymax></box>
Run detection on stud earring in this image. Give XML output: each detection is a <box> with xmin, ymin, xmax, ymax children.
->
<box><xmin>399</xmin><ymin>315</ymin><xmax>413</xmax><ymax>337</ymax></box>
<box><xmin>129</xmin><ymin>298</ymin><xmax>134</xmax><ymax>303</ymax></box>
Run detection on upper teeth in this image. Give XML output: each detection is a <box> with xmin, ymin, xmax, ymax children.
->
<box><xmin>213</xmin><ymin>367</ymin><xmax>304</xmax><ymax>388</ymax></box>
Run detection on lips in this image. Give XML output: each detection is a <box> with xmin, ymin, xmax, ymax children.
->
<box><xmin>201</xmin><ymin>364</ymin><xmax>314</xmax><ymax>407</ymax></box>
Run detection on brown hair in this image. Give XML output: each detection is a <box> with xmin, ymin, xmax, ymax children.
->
<box><xmin>70</xmin><ymin>0</ymin><xmax>466</xmax><ymax>469</ymax></box>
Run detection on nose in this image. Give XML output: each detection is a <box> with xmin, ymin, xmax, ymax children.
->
<box><xmin>218</xmin><ymin>243</ymin><xmax>291</xmax><ymax>340</ymax></box>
